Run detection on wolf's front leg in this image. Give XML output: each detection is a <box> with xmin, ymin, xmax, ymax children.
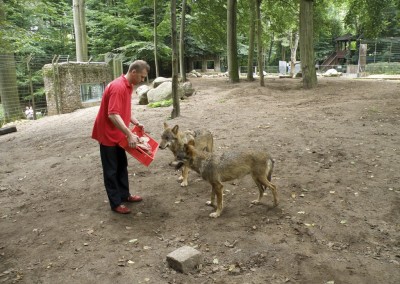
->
<box><xmin>209</xmin><ymin>183</ymin><xmax>223</xmax><ymax>218</ymax></box>
<box><xmin>206</xmin><ymin>186</ymin><xmax>217</xmax><ymax>208</ymax></box>
<box><xmin>179</xmin><ymin>166</ymin><xmax>189</xmax><ymax>187</ymax></box>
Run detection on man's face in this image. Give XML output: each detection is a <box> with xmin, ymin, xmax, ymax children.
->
<box><xmin>132</xmin><ymin>69</ymin><xmax>148</xmax><ymax>84</ymax></box>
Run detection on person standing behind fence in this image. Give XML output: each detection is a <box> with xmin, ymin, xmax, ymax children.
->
<box><xmin>25</xmin><ymin>106</ymin><xmax>33</xmax><ymax>120</ymax></box>
<box><xmin>92</xmin><ymin>60</ymin><xmax>150</xmax><ymax>214</ymax></box>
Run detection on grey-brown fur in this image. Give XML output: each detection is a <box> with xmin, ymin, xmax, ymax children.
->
<box><xmin>177</xmin><ymin>140</ymin><xmax>277</xmax><ymax>218</ymax></box>
<box><xmin>160</xmin><ymin>122</ymin><xmax>213</xmax><ymax>186</ymax></box>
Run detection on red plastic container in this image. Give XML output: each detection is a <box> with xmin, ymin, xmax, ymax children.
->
<box><xmin>118</xmin><ymin>126</ymin><xmax>159</xmax><ymax>167</ymax></box>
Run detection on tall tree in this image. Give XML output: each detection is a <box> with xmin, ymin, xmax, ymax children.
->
<box><xmin>179</xmin><ymin>0</ymin><xmax>187</xmax><ymax>82</ymax></box>
<box><xmin>246</xmin><ymin>0</ymin><xmax>256</xmax><ymax>81</ymax></box>
<box><xmin>299</xmin><ymin>0</ymin><xmax>317</xmax><ymax>88</ymax></box>
<box><xmin>289</xmin><ymin>31</ymin><xmax>299</xmax><ymax>78</ymax></box>
<box><xmin>153</xmin><ymin>0</ymin><xmax>159</xmax><ymax>77</ymax></box>
<box><xmin>227</xmin><ymin>0</ymin><xmax>239</xmax><ymax>83</ymax></box>
<box><xmin>73</xmin><ymin>0</ymin><xmax>88</xmax><ymax>61</ymax></box>
<box><xmin>0</xmin><ymin>0</ymin><xmax>22</xmax><ymax>122</ymax></box>
<box><xmin>256</xmin><ymin>0</ymin><xmax>264</xmax><ymax>86</ymax></box>
<box><xmin>171</xmin><ymin>0</ymin><xmax>180</xmax><ymax>118</ymax></box>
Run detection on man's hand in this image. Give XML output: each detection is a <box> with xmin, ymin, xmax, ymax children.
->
<box><xmin>127</xmin><ymin>132</ymin><xmax>139</xmax><ymax>148</ymax></box>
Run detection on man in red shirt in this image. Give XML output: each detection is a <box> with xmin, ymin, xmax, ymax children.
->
<box><xmin>92</xmin><ymin>60</ymin><xmax>150</xmax><ymax>214</ymax></box>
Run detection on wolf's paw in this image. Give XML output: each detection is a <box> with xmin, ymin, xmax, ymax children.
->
<box><xmin>178</xmin><ymin>175</ymin><xmax>183</xmax><ymax>181</ymax></box>
<box><xmin>209</xmin><ymin>212</ymin><xmax>220</xmax><ymax>218</ymax></box>
<box><xmin>206</xmin><ymin>201</ymin><xmax>216</xmax><ymax>207</ymax></box>
<box><xmin>251</xmin><ymin>200</ymin><xmax>261</xmax><ymax>205</ymax></box>
<box><xmin>180</xmin><ymin>181</ymin><xmax>188</xmax><ymax>187</ymax></box>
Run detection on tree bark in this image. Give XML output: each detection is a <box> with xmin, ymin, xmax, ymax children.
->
<box><xmin>290</xmin><ymin>31</ymin><xmax>299</xmax><ymax>78</ymax></box>
<box><xmin>179</xmin><ymin>0</ymin><xmax>187</xmax><ymax>82</ymax></box>
<box><xmin>246</xmin><ymin>0</ymin><xmax>256</xmax><ymax>81</ymax></box>
<box><xmin>299</xmin><ymin>0</ymin><xmax>317</xmax><ymax>88</ymax></box>
<box><xmin>171</xmin><ymin>0</ymin><xmax>180</xmax><ymax>118</ymax></box>
<box><xmin>154</xmin><ymin>0</ymin><xmax>159</xmax><ymax>78</ymax></box>
<box><xmin>256</xmin><ymin>0</ymin><xmax>264</xmax><ymax>86</ymax></box>
<box><xmin>73</xmin><ymin>0</ymin><xmax>88</xmax><ymax>62</ymax></box>
<box><xmin>227</xmin><ymin>0</ymin><xmax>239</xmax><ymax>83</ymax></box>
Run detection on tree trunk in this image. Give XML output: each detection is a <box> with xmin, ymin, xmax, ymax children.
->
<box><xmin>0</xmin><ymin>54</ymin><xmax>22</xmax><ymax>122</ymax></box>
<box><xmin>73</xmin><ymin>0</ymin><xmax>88</xmax><ymax>62</ymax></box>
<box><xmin>171</xmin><ymin>0</ymin><xmax>180</xmax><ymax>118</ymax></box>
<box><xmin>299</xmin><ymin>0</ymin><xmax>317</xmax><ymax>88</ymax></box>
<box><xmin>246</xmin><ymin>0</ymin><xmax>256</xmax><ymax>81</ymax></box>
<box><xmin>256</xmin><ymin>0</ymin><xmax>264</xmax><ymax>86</ymax></box>
<box><xmin>227</xmin><ymin>0</ymin><xmax>239</xmax><ymax>83</ymax></box>
<box><xmin>267</xmin><ymin>32</ymin><xmax>274</xmax><ymax>65</ymax></box>
<box><xmin>179</xmin><ymin>0</ymin><xmax>187</xmax><ymax>82</ymax></box>
<box><xmin>290</xmin><ymin>31</ymin><xmax>299</xmax><ymax>78</ymax></box>
<box><xmin>154</xmin><ymin>0</ymin><xmax>159</xmax><ymax>78</ymax></box>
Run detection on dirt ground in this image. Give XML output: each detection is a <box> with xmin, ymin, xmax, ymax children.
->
<box><xmin>1</xmin><ymin>76</ymin><xmax>399</xmax><ymax>284</ymax></box>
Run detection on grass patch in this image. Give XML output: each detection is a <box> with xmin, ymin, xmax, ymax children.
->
<box><xmin>148</xmin><ymin>99</ymin><xmax>173</xmax><ymax>108</ymax></box>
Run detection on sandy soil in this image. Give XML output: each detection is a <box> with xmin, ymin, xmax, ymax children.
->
<box><xmin>1</xmin><ymin>76</ymin><xmax>399</xmax><ymax>284</ymax></box>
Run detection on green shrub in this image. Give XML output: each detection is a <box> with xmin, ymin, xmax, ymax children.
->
<box><xmin>148</xmin><ymin>99</ymin><xmax>173</xmax><ymax>108</ymax></box>
<box><xmin>365</xmin><ymin>62</ymin><xmax>400</xmax><ymax>75</ymax></box>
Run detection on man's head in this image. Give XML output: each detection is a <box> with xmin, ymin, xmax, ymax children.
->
<box><xmin>125</xmin><ymin>60</ymin><xmax>150</xmax><ymax>85</ymax></box>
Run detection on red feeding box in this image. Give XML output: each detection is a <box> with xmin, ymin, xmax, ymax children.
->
<box><xmin>118</xmin><ymin>126</ymin><xmax>159</xmax><ymax>167</ymax></box>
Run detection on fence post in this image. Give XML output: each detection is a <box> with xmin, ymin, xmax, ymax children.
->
<box><xmin>27</xmin><ymin>55</ymin><xmax>37</xmax><ymax>120</ymax></box>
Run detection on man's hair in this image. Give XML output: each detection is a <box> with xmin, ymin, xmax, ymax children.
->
<box><xmin>128</xmin><ymin>60</ymin><xmax>150</xmax><ymax>73</ymax></box>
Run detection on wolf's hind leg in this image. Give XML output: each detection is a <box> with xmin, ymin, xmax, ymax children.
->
<box><xmin>251</xmin><ymin>179</ymin><xmax>265</xmax><ymax>205</ymax></box>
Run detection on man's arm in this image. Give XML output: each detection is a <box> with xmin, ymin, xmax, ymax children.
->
<box><xmin>109</xmin><ymin>114</ymin><xmax>138</xmax><ymax>148</ymax></box>
<box><xmin>130</xmin><ymin>117</ymin><xmax>144</xmax><ymax>129</ymax></box>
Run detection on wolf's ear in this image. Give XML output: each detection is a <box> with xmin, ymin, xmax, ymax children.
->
<box><xmin>172</xmin><ymin>125</ymin><xmax>179</xmax><ymax>134</ymax></box>
<box><xmin>188</xmin><ymin>140</ymin><xmax>195</xmax><ymax>147</ymax></box>
<box><xmin>163</xmin><ymin>122</ymin><xmax>169</xmax><ymax>129</ymax></box>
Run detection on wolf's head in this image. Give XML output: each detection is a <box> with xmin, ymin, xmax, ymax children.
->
<box><xmin>159</xmin><ymin>122</ymin><xmax>179</xmax><ymax>150</ymax></box>
<box><xmin>175</xmin><ymin>140</ymin><xmax>196</xmax><ymax>170</ymax></box>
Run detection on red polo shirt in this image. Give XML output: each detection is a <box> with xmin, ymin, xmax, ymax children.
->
<box><xmin>92</xmin><ymin>75</ymin><xmax>133</xmax><ymax>146</ymax></box>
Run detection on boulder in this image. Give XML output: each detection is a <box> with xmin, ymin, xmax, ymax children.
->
<box><xmin>153</xmin><ymin>77</ymin><xmax>172</xmax><ymax>88</ymax></box>
<box><xmin>147</xmin><ymin>81</ymin><xmax>184</xmax><ymax>103</ymax></box>
<box><xmin>324</xmin><ymin>68</ymin><xmax>342</xmax><ymax>77</ymax></box>
<box><xmin>182</xmin><ymin>81</ymin><xmax>195</xmax><ymax>97</ymax></box>
<box><xmin>135</xmin><ymin>85</ymin><xmax>150</xmax><ymax>105</ymax></box>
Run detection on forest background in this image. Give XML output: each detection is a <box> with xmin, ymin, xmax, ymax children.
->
<box><xmin>0</xmin><ymin>0</ymin><xmax>399</xmax><ymax>125</ymax></box>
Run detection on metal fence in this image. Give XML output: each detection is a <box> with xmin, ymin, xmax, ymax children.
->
<box><xmin>0</xmin><ymin>55</ymin><xmax>75</xmax><ymax>127</ymax></box>
<box><xmin>317</xmin><ymin>37</ymin><xmax>400</xmax><ymax>75</ymax></box>
<box><xmin>1</xmin><ymin>39</ymin><xmax>399</xmax><ymax>126</ymax></box>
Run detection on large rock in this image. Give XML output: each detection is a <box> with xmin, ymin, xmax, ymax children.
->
<box><xmin>153</xmin><ymin>77</ymin><xmax>172</xmax><ymax>88</ymax></box>
<box><xmin>135</xmin><ymin>85</ymin><xmax>150</xmax><ymax>105</ymax></box>
<box><xmin>182</xmin><ymin>81</ymin><xmax>195</xmax><ymax>97</ymax></box>
<box><xmin>323</xmin><ymin>68</ymin><xmax>342</xmax><ymax>77</ymax></box>
<box><xmin>147</xmin><ymin>81</ymin><xmax>184</xmax><ymax>103</ymax></box>
<box><xmin>166</xmin><ymin>246</ymin><xmax>201</xmax><ymax>273</ymax></box>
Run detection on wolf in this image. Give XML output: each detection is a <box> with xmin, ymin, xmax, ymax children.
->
<box><xmin>176</xmin><ymin>140</ymin><xmax>278</xmax><ymax>218</ymax></box>
<box><xmin>159</xmin><ymin>122</ymin><xmax>213</xmax><ymax>186</ymax></box>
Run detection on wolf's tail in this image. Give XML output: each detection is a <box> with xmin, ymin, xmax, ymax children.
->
<box><xmin>266</xmin><ymin>157</ymin><xmax>275</xmax><ymax>182</ymax></box>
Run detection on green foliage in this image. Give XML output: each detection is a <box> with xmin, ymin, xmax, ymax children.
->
<box><xmin>187</xmin><ymin>0</ymin><xmax>227</xmax><ymax>54</ymax></box>
<box><xmin>365</xmin><ymin>62</ymin><xmax>400</xmax><ymax>75</ymax></box>
<box><xmin>1</xmin><ymin>0</ymin><xmax>74</xmax><ymax>55</ymax></box>
<box><xmin>148</xmin><ymin>99</ymin><xmax>172</xmax><ymax>108</ymax></box>
<box><xmin>344</xmin><ymin>0</ymin><xmax>399</xmax><ymax>38</ymax></box>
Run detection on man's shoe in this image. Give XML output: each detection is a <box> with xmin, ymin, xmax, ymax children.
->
<box><xmin>126</xmin><ymin>195</ymin><xmax>143</xmax><ymax>202</ymax></box>
<box><xmin>112</xmin><ymin>205</ymin><xmax>131</xmax><ymax>214</ymax></box>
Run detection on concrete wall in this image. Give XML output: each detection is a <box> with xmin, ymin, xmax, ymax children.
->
<box><xmin>43</xmin><ymin>62</ymin><xmax>112</xmax><ymax>116</ymax></box>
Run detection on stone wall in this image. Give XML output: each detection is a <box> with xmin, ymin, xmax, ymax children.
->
<box><xmin>43</xmin><ymin>62</ymin><xmax>112</xmax><ymax>115</ymax></box>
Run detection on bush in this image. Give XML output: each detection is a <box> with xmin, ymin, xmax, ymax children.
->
<box><xmin>365</xmin><ymin>62</ymin><xmax>400</xmax><ymax>75</ymax></box>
